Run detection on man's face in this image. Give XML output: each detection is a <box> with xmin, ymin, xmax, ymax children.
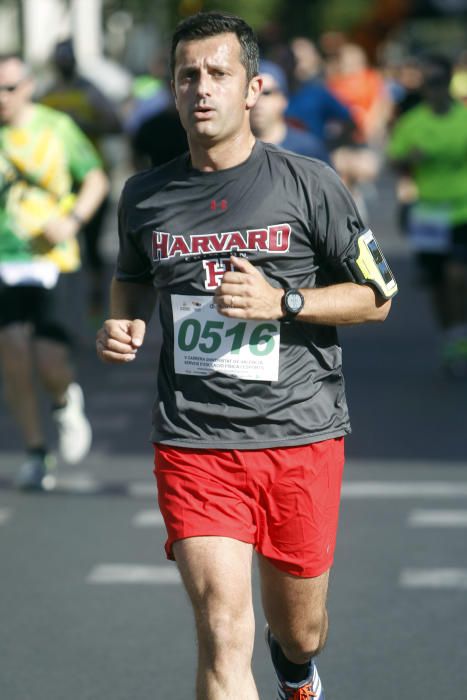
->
<box><xmin>172</xmin><ymin>33</ymin><xmax>260</xmax><ymax>145</ymax></box>
<box><xmin>250</xmin><ymin>73</ymin><xmax>286</xmax><ymax>135</ymax></box>
<box><xmin>0</xmin><ymin>58</ymin><xmax>32</xmax><ymax>126</ymax></box>
<box><xmin>291</xmin><ymin>38</ymin><xmax>320</xmax><ymax>82</ymax></box>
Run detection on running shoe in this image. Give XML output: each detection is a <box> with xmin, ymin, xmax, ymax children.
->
<box><xmin>265</xmin><ymin>625</ymin><xmax>325</xmax><ymax>700</ymax></box>
<box><xmin>16</xmin><ymin>452</ymin><xmax>57</xmax><ymax>491</ymax></box>
<box><xmin>52</xmin><ymin>383</ymin><xmax>92</xmax><ymax>464</ymax></box>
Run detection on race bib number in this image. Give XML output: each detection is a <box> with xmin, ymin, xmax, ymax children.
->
<box><xmin>171</xmin><ymin>295</ymin><xmax>280</xmax><ymax>381</ymax></box>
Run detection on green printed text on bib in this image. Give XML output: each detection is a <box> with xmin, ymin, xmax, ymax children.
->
<box><xmin>171</xmin><ymin>295</ymin><xmax>280</xmax><ymax>381</ymax></box>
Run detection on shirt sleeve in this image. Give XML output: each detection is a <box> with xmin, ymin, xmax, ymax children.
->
<box><xmin>115</xmin><ymin>184</ymin><xmax>153</xmax><ymax>283</ymax></box>
<box><xmin>56</xmin><ymin>113</ymin><xmax>103</xmax><ymax>182</ymax></box>
<box><xmin>312</xmin><ymin>165</ymin><xmax>365</xmax><ymax>279</ymax></box>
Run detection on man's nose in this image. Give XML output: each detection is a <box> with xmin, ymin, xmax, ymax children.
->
<box><xmin>196</xmin><ymin>71</ymin><xmax>212</xmax><ymax>97</ymax></box>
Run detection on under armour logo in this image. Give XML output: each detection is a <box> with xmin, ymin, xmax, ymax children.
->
<box><xmin>210</xmin><ymin>199</ymin><xmax>228</xmax><ymax>211</ymax></box>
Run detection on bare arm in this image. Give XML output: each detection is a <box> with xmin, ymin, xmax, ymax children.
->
<box><xmin>70</xmin><ymin>168</ymin><xmax>110</xmax><ymax>223</ymax></box>
<box><xmin>214</xmin><ymin>256</ymin><xmax>391</xmax><ymax>325</ymax></box>
<box><xmin>96</xmin><ymin>278</ymin><xmax>158</xmax><ymax>364</ymax></box>
<box><xmin>43</xmin><ymin>168</ymin><xmax>109</xmax><ymax>244</ymax></box>
<box><xmin>289</xmin><ymin>281</ymin><xmax>390</xmax><ymax>325</ymax></box>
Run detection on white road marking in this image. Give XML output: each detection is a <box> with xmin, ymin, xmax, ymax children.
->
<box><xmin>342</xmin><ymin>481</ymin><xmax>467</xmax><ymax>498</ymax></box>
<box><xmin>132</xmin><ymin>509</ymin><xmax>165</xmax><ymax>527</ymax></box>
<box><xmin>408</xmin><ymin>509</ymin><xmax>467</xmax><ymax>527</ymax></box>
<box><xmin>400</xmin><ymin>569</ymin><xmax>467</xmax><ymax>589</ymax></box>
<box><xmin>0</xmin><ymin>508</ymin><xmax>12</xmax><ymax>525</ymax></box>
<box><xmin>87</xmin><ymin>564</ymin><xmax>181</xmax><ymax>584</ymax></box>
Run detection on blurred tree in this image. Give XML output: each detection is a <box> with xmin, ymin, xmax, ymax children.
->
<box><xmin>104</xmin><ymin>0</ymin><xmax>281</xmax><ymax>32</ymax></box>
<box><xmin>103</xmin><ymin>0</ymin><xmax>157</xmax><ymax>20</ymax></box>
<box><xmin>320</xmin><ymin>0</ymin><xmax>374</xmax><ymax>34</ymax></box>
<box><xmin>101</xmin><ymin>0</ymin><xmax>411</xmax><ymax>56</ymax></box>
<box><xmin>277</xmin><ymin>0</ymin><xmax>323</xmax><ymax>39</ymax></box>
<box><xmin>195</xmin><ymin>0</ymin><xmax>281</xmax><ymax>28</ymax></box>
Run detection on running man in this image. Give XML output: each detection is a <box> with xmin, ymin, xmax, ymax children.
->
<box><xmin>97</xmin><ymin>12</ymin><xmax>396</xmax><ymax>700</ymax></box>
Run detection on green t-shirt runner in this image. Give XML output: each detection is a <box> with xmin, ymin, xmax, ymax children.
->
<box><xmin>387</xmin><ymin>100</ymin><xmax>467</xmax><ymax>225</ymax></box>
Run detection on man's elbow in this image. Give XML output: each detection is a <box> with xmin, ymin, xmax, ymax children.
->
<box><xmin>87</xmin><ymin>168</ymin><xmax>110</xmax><ymax>199</ymax></box>
<box><xmin>97</xmin><ymin>169</ymin><xmax>110</xmax><ymax>198</ymax></box>
<box><xmin>372</xmin><ymin>297</ymin><xmax>392</xmax><ymax>322</ymax></box>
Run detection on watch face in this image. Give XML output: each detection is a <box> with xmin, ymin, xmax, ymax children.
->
<box><xmin>285</xmin><ymin>290</ymin><xmax>303</xmax><ymax>314</ymax></box>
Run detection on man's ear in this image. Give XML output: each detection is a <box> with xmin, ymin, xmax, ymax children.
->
<box><xmin>246</xmin><ymin>75</ymin><xmax>262</xmax><ymax>110</ymax></box>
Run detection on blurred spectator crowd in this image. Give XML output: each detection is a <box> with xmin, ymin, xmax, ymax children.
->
<box><xmin>6</xmin><ymin>26</ymin><xmax>467</xmax><ymax>367</ymax></box>
<box><xmin>2</xmin><ymin>22</ymin><xmax>467</xmax><ymax>485</ymax></box>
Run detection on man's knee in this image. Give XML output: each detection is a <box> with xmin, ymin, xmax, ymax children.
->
<box><xmin>197</xmin><ymin>604</ymin><xmax>253</xmax><ymax>648</ymax></box>
<box><xmin>275</xmin><ymin>609</ymin><xmax>328</xmax><ymax>663</ymax></box>
<box><xmin>193</xmin><ymin>600</ymin><xmax>255</xmax><ymax>671</ymax></box>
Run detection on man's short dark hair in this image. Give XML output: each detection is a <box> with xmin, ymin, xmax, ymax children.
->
<box><xmin>170</xmin><ymin>11</ymin><xmax>259</xmax><ymax>83</ymax></box>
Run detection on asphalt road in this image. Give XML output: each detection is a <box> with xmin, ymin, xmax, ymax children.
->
<box><xmin>1</xmin><ymin>171</ymin><xmax>466</xmax><ymax>699</ymax></box>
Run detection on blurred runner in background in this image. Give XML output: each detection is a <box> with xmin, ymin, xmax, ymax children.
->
<box><xmin>388</xmin><ymin>54</ymin><xmax>467</xmax><ymax>377</ymax></box>
<box><xmin>251</xmin><ymin>59</ymin><xmax>331</xmax><ymax>162</ymax></box>
<box><xmin>326</xmin><ymin>42</ymin><xmax>393</xmax><ymax>221</ymax></box>
<box><xmin>286</xmin><ymin>37</ymin><xmax>354</xmax><ymax>148</ymax></box>
<box><xmin>0</xmin><ymin>53</ymin><xmax>108</xmax><ymax>489</ymax></box>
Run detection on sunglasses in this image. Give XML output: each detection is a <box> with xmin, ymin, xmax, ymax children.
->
<box><xmin>0</xmin><ymin>79</ymin><xmax>26</xmax><ymax>93</ymax></box>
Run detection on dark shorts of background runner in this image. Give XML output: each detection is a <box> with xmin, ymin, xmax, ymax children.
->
<box><xmin>416</xmin><ymin>222</ymin><xmax>467</xmax><ymax>286</ymax></box>
<box><xmin>0</xmin><ymin>274</ymin><xmax>79</xmax><ymax>344</ymax></box>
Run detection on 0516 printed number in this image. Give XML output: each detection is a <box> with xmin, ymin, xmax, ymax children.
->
<box><xmin>177</xmin><ymin>319</ymin><xmax>277</xmax><ymax>356</ymax></box>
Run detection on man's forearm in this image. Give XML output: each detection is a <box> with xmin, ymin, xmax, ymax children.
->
<box><xmin>296</xmin><ymin>283</ymin><xmax>391</xmax><ymax>325</ymax></box>
<box><xmin>215</xmin><ymin>256</ymin><xmax>392</xmax><ymax>325</ymax></box>
<box><xmin>110</xmin><ymin>278</ymin><xmax>157</xmax><ymax>322</ymax></box>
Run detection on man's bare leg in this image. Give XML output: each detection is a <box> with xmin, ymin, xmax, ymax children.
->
<box><xmin>173</xmin><ymin>536</ymin><xmax>259</xmax><ymax>700</ymax></box>
<box><xmin>259</xmin><ymin>555</ymin><xmax>330</xmax><ymax>697</ymax></box>
<box><xmin>0</xmin><ymin>324</ymin><xmax>44</xmax><ymax>448</ymax></box>
<box><xmin>259</xmin><ymin>558</ymin><xmax>330</xmax><ymax>664</ymax></box>
<box><xmin>35</xmin><ymin>337</ymin><xmax>74</xmax><ymax>405</ymax></box>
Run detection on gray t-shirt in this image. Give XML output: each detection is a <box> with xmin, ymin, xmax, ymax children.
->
<box><xmin>117</xmin><ymin>140</ymin><xmax>365</xmax><ymax>449</ymax></box>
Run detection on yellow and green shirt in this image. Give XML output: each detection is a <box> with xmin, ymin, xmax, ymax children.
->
<box><xmin>0</xmin><ymin>104</ymin><xmax>102</xmax><ymax>272</ymax></box>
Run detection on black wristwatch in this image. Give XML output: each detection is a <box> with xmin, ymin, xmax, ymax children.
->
<box><xmin>282</xmin><ymin>288</ymin><xmax>304</xmax><ymax>321</ymax></box>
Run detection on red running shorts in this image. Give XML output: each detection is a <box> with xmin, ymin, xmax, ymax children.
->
<box><xmin>153</xmin><ymin>438</ymin><xmax>345</xmax><ymax>578</ymax></box>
